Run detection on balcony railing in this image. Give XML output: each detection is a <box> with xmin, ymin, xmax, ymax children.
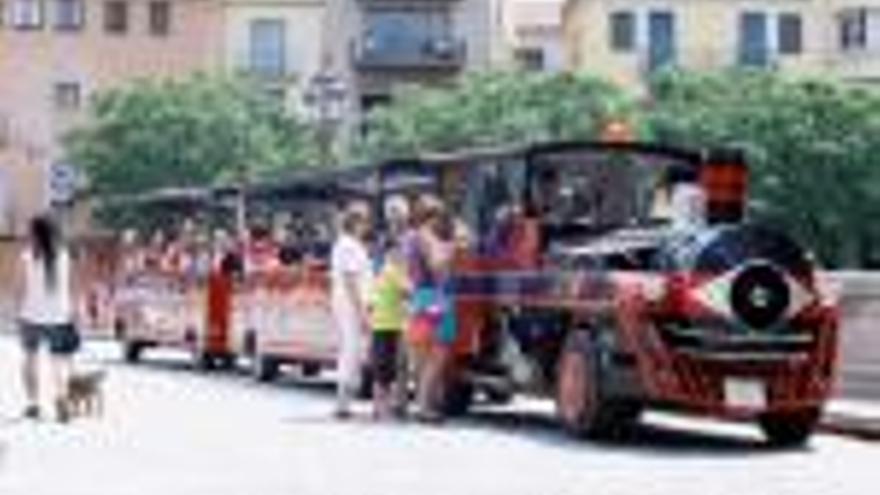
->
<box><xmin>351</xmin><ymin>36</ymin><xmax>467</xmax><ymax>71</ymax></box>
<box><xmin>232</xmin><ymin>52</ymin><xmax>299</xmax><ymax>82</ymax></box>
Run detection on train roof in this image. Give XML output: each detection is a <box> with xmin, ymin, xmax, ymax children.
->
<box><xmin>91</xmin><ymin>140</ymin><xmax>716</xmax><ymax>210</ymax></box>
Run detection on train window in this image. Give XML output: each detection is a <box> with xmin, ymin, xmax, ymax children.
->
<box><xmin>530</xmin><ymin>148</ymin><xmax>694</xmax><ymax>233</ymax></box>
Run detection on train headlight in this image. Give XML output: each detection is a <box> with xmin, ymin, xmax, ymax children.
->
<box><xmin>692</xmin><ymin>261</ymin><xmax>815</xmax><ymax>328</ymax></box>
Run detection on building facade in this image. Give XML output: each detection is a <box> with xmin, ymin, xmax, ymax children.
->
<box><xmin>0</xmin><ymin>0</ymin><xmax>224</xmax><ymax>234</ymax></box>
<box><xmin>329</xmin><ymin>0</ymin><xmax>509</xmax><ymax>115</ymax></box>
<box><xmin>222</xmin><ymin>0</ymin><xmax>329</xmax><ymax>113</ymax></box>
<box><xmin>507</xmin><ymin>0</ymin><xmax>565</xmax><ymax>73</ymax></box>
<box><xmin>0</xmin><ymin>0</ymin><xmax>511</xmax><ymax>233</ymax></box>
<box><xmin>562</xmin><ymin>0</ymin><xmax>880</xmax><ymax>90</ymax></box>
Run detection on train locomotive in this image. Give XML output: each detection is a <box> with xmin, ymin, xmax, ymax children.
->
<box><xmin>436</xmin><ymin>142</ymin><xmax>838</xmax><ymax>446</ymax></box>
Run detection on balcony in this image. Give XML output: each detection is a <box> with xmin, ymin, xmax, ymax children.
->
<box><xmin>351</xmin><ymin>36</ymin><xmax>467</xmax><ymax>71</ymax></box>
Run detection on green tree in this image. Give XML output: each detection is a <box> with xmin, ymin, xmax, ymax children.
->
<box><xmin>65</xmin><ymin>74</ymin><xmax>319</xmax><ymax>197</ymax></box>
<box><xmin>647</xmin><ymin>69</ymin><xmax>880</xmax><ymax>267</ymax></box>
<box><xmin>353</xmin><ymin>71</ymin><xmax>640</xmax><ymax>161</ymax></box>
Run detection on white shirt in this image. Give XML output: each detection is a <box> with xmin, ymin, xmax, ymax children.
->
<box><xmin>671</xmin><ymin>183</ymin><xmax>707</xmax><ymax>231</ymax></box>
<box><xmin>20</xmin><ymin>249</ymin><xmax>73</xmax><ymax>325</ymax></box>
<box><xmin>330</xmin><ymin>234</ymin><xmax>372</xmax><ymax>324</ymax></box>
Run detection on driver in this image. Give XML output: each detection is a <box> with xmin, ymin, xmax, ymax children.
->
<box><xmin>653</xmin><ymin>166</ymin><xmax>706</xmax><ymax>230</ymax></box>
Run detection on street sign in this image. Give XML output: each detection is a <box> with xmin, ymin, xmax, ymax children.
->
<box><xmin>49</xmin><ymin>162</ymin><xmax>78</xmax><ymax>205</ymax></box>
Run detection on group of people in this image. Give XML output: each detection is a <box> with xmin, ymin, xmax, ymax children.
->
<box><xmin>331</xmin><ymin>195</ymin><xmax>465</xmax><ymax>422</ymax></box>
<box><xmin>10</xmin><ymin>193</ymin><xmax>468</xmax><ymax>423</ymax></box>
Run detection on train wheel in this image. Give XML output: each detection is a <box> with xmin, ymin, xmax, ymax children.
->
<box><xmin>300</xmin><ymin>363</ymin><xmax>322</xmax><ymax>378</ymax></box>
<box><xmin>483</xmin><ymin>386</ymin><xmax>514</xmax><ymax>406</ymax></box>
<box><xmin>759</xmin><ymin>408</ymin><xmax>820</xmax><ymax>447</ymax></box>
<box><xmin>441</xmin><ymin>380</ymin><xmax>475</xmax><ymax>417</ymax></box>
<box><xmin>191</xmin><ymin>341</ymin><xmax>216</xmax><ymax>371</ymax></box>
<box><xmin>555</xmin><ymin>331</ymin><xmax>635</xmax><ymax>439</ymax></box>
<box><xmin>193</xmin><ymin>349</ymin><xmax>215</xmax><ymax>371</ymax></box>
<box><xmin>253</xmin><ymin>353</ymin><xmax>280</xmax><ymax>382</ymax></box>
<box><xmin>216</xmin><ymin>354</ymin><xmax>237</xmax><ymax>370</ymax></box>
<box><xmin>123</xmin><ymin>340</ymin><xmax>143</xmax><ymax>364</ymax></box>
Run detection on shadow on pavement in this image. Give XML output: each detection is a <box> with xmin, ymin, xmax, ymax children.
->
<box><xmin>107</xmin><ymin>356</ymin><xmax>809</xmax><ymax>456</ymax></box>
<box><xmin>458</xmin><ymin>409</ymin><xmax>797</xmax><ymax>457</ymax></box>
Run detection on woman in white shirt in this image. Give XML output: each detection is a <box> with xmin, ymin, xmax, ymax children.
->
<box><xmin>15</xmin><ymin>214</ymin><xmax>78</xmax><ymax>421</ymax></box>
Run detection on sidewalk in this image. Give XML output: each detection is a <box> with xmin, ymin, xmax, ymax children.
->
<box><xmin>822</xmin><ymin>399</ymin><xmax>880</xmax><ymax>440</ymax></box>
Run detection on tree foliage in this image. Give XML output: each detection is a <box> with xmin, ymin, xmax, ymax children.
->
<box><xmin>66</xmin><ymin>74</ymin><xmax>319</xmax><ymax>196</ymax></box>
<box><xmin>647</xmin><ymin>70</ymin><xmax>880</xmax><ymax>267</ymax></box>
<box><xmin>353</xmin><ymin>71</ymin><xmax>640</xmax><ymax>160</ymax></box>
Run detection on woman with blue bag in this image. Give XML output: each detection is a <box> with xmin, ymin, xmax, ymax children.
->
<box><xmin>404</xmin><ymin>197</ymin><xmax>457</xmax><ymax>423</ymax></box>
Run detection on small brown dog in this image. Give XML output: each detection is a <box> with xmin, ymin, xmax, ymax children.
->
<box><xmin>66</xmin><ymin>370</ymin><xmax>106</xmax><ymax>418</ymax></box>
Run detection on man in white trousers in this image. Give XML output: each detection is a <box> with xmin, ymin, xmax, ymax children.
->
<box><xmin>330</xmin><ymin>203</ymin><xmax>373</xmax><ymax>418</ymax></box>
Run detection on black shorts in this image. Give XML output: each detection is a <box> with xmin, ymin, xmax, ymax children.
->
<box><xmin>371</xmin><ymin>331</ymin><xmax>401</xmax><ymax>386</ymax></box>
<box><xmin>19</xmin><ymin>322</ymin><xmax>80</xmax><ymax>356</ymax></box>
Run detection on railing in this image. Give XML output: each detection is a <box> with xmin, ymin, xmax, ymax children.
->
<box><xmin>232</xmin><ymin>53</ymin><xmax>299</xmax><ymax>82</ymax></box>
<box><xmin>351</xmin><ymin>36</ymin><xmax>467</xmax><ymax>71</ymax></box>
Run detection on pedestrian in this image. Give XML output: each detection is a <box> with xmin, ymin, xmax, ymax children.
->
<box><xmin>382</xmin><ymin>196</ymin><xmax>413</xmax><ymax>416</ymax></box>
<box><xmin>369</xmin><ymin>241</ymin><xmax>411</xmax><ymax>420</ymax></box>
<box><xmin>406</xmin><ymin>197</ymin><xmax>457</xmax><ymax>423</ymax></box>
<box><xmin>330</xmin><ymin>203</ymin><xmax>373</xmax><ymax>419</ymax></box>
<box><xmin>14</xmin><ymin>214</ymin><xmax>79</xmax><ymax>422</ymax></box>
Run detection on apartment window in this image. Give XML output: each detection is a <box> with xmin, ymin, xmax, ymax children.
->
<box><xmin>249</xmin><ymin>19</ymin><xmax>286</xmax><ymax>77</ymax></box>
<box><xmin>54</xmin><ymin>82</ymin><xmax>82</xmax><ymax>111</ymax></box>
<box><xmin>104</xmin><ymin>0</ymin><xmax>127</xmax><ymax>34</ymax></box>
<box><xmin>840</xmin><ymin>8</ymin><xmax>868</xmax><ymax>51</ymax></box>
<box><xmin>610</xmin><ymin>11</ymin><xmax>635</xmax><ymax>52</ymax></box>
<box><xmin>778</xmin><ymin>13</ymin><xmax>803</xmax><ymax>55</ymax></box>
<box><xmin>10</xmin><ymin>0</ymin><xmax>44</xmax><ymax>29</ymax></box>
<box><xmin>647</xmin><ymin>11</ymin><xmax>676</xmax><ymax>71</ymax></box>
<box><xmin>515</xmin><ymin>48</ymin><xmax>545</xmax><ymax>72</ymax></box>
<box><xmin>149</xmin><ymin>1</ymin><xmax>171</xmax><ymax>36</ymax></box>
<box><xmin>54</xmin><ymin>0</ymin><xmax>83</xmax><ymax>31</ymax></box>
<box><xmin>739</xmin><ymin>12</ymin><xmax>770</xmax><ymax>67</ymax></box>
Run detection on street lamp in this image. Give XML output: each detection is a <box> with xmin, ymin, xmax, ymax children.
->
<box><xmin>304</xmin><ymin>70</ymin><xmax>347</xmax><ymax>168</ymax></box>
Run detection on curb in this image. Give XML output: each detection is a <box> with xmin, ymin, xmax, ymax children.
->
<box><xmin>820</xmin><ymin>414</ymin><xmax>880</xmax><ymax>441</ymax></box>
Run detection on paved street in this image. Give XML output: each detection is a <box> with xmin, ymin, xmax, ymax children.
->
<box><xmin>0</xmin><ymin>336</ymin><xmax>878</xmax><ymax>495</ymax></box>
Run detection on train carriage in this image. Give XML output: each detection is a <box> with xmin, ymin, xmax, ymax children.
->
<box><xmin>239</xmin><ymin>169</ymin><xmax>366</xmax><ymax>382</ymax></box>
<box><xmin>101</xmin><ymin>187</ymin><xmax>239</xmax><ymax>368</ymax></box>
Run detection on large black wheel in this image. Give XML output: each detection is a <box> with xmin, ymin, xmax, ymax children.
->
<box><xmin>555</xmin><ymin>331</ymin><xmax>641</xmax><ymax>439</ymax></box>
<box><xmin>759</xmin><ymin>408</ymin><xmax>820</xmax><ymax>447</ymax></box>
<box><xmin>123</xmin><ymin>340</ymin><xmax>144</xmax><ymax>364</ymax></box>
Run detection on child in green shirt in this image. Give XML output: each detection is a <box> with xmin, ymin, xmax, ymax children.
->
<box><xmin>370</xmin><ymin>244</ymin><xmax>411</xmax><ymax>420</ymax></box>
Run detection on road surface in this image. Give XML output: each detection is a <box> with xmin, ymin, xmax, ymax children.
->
<box><xmin>0</xmin><ymin>336</ymin><xmax>878</xmax><ymax>495</ymax></box>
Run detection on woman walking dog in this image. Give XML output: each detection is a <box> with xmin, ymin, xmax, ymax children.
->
<box><xmin>14</xmin><ymin>214</ymin><xmax>79</xmax><ymax>422</ymax></box>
